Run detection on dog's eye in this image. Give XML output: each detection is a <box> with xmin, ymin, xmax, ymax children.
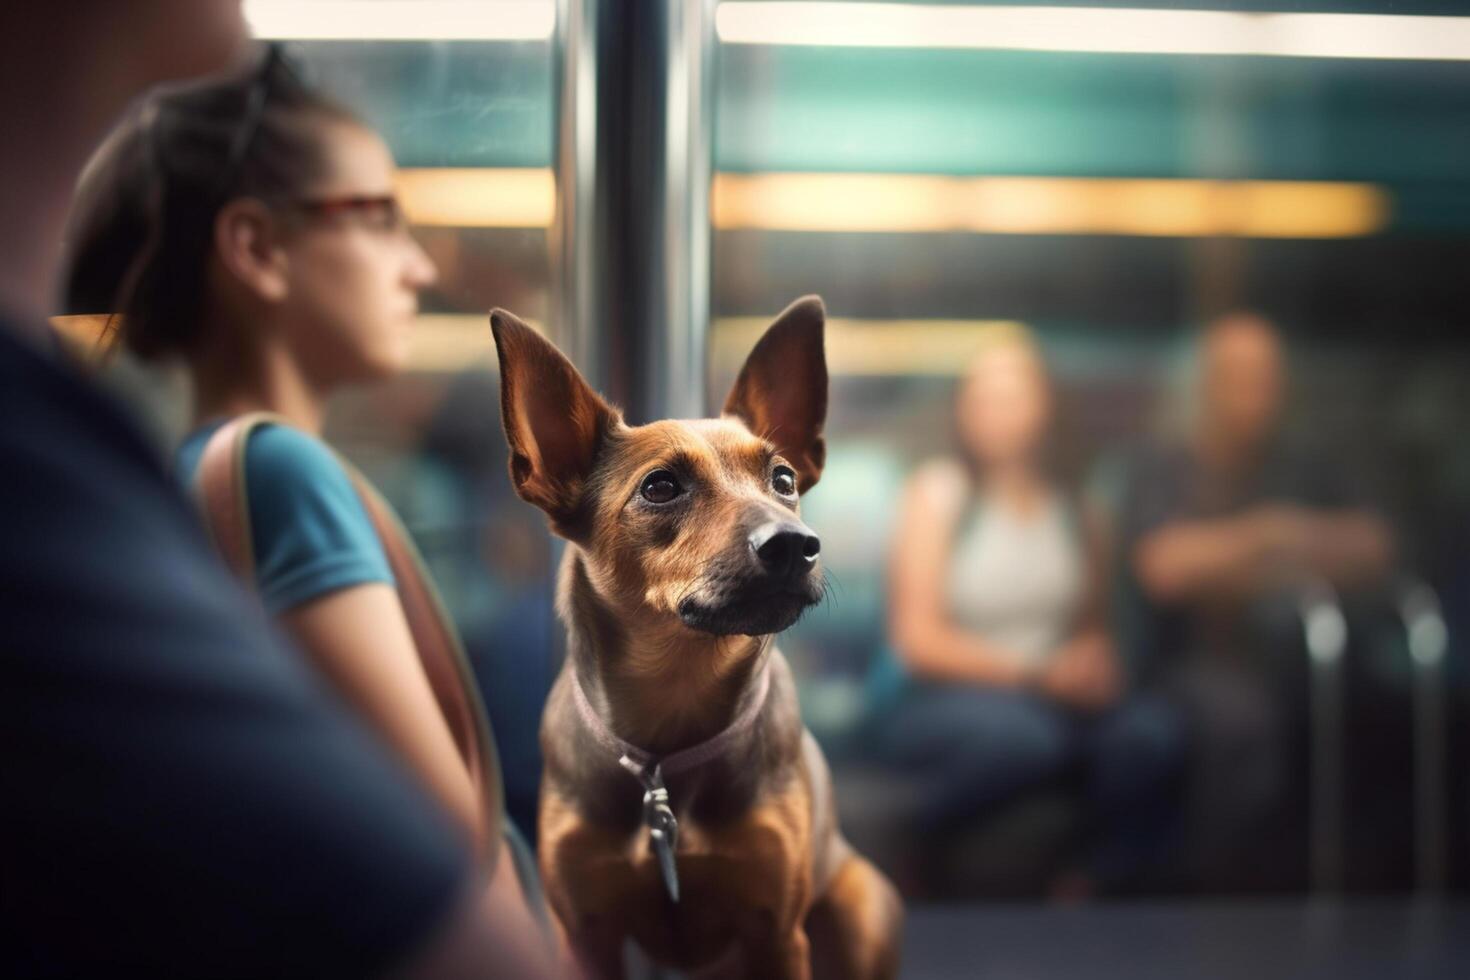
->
<box><xmin>640</xmin><ymin>470</ymin><xmax>682</xmax><ymax>504</ymax></box>
<box><xmin>772</xmin><ymin>465</ymin><xmax>798</xmax><ymax>497</ymax></box>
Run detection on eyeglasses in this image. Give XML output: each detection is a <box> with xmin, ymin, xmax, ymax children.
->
<box><xmin>289</xmin><ymin>194</ymin><xmax>411</xmax><ymax>236</ymax></box>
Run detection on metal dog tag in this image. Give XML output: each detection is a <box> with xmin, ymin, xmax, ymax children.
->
<box><xmin>621</xmin><ymin>756</ymin><xmax>681</xmax><ymax>903</ymax></box>
<box><xmin>646</xmin><ymin>789</ymin><xmax>681</xmax><ymax>903</ymax></box>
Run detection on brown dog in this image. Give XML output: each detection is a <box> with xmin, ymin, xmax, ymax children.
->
<box><xmin>490</xmin><ymin>297</ymin><xmax>902</xmax><ymax>979</ymax></box>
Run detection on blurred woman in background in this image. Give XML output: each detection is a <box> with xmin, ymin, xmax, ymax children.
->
<box><xmin>876</xmin><ymin>325</ymin><xmax>1181</xmax><ymax>894</ymax></box>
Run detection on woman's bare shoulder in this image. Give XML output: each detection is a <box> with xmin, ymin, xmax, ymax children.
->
<box><xmin>906</xmin><ymin>456</ymin><xmax>970</xmax><ymax>511</ymax></box>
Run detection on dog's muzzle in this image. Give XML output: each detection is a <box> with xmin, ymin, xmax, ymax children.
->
<box><xmin>677</xmin><ymin>519</ymin><xmax>824</xmax><ymax>636</ymax></box>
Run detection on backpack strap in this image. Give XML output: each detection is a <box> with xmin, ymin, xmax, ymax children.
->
<box><xmin>345</xmin><ymin>465</ymin><xmax>507</xmax><ymax>856</ymax></box>
<box><xmin>193</xmin><ymin>413</ymin><xmax>506</xmax><ymax>873</ymax></box>
<box><xmin>195</xmin><ymin>416</ymin><xmax>260</xmax><ymax>581</ymax></box>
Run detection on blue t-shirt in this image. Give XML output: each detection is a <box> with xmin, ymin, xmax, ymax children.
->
<box><xmin>178</xmin><ymin>421</ymin><xmax>395</xmax><ymax>614</ymax></box>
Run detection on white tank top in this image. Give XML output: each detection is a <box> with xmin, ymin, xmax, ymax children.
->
<box><xmin>944</xmin><ymin>492</ymin><xmax>1085</xmax><ymax>670</ymax></box>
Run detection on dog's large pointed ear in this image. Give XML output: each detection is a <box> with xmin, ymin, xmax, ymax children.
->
<box><xmin>490</xmin><ymin>309</ymin><xmax>619</xmax><ymax>530</ymax></box>
<box><xmin>723</xmin><ymin>295</ymin><xmax>828</xmax><ymax>493</ymax></box>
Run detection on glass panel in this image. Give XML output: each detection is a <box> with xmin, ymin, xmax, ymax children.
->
<box><xmin>295</xmin><ymin>27</ymin><xmax>556</xmax><ymax>841</ymax></box>
<box><xmin>712</xmin><ymin>0</ymin><xmax>1470</xmax><ymax>897</ymax></box>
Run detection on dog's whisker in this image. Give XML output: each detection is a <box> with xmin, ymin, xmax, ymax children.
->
<box><xmin>821</xmin><ymin>568</ymin><xmax>844</xmax><ymax>598</ymax></box>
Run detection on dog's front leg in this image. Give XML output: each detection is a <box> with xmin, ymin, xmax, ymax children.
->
<box><xmin>806</xmin><ymin>853</ymin><xmax>903</xmax><ymax>980</ymax></box>
<box><xmin>750</xmin><ymin>924</ymin><xmax>812</xmax><ymax>980</ymax></box>
<box><xmin>733</xmin><ymin>912</ymin><xmax>812</xmax><ymax>980</ymax></box>
<box><xmin>566</xmin><ymin>917</ymin><xmax>627</xmax><ymax>980</ymax></box>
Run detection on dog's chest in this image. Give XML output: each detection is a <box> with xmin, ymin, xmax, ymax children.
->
<box><xmin>546</xmin><ymin>785</ymin><xmax>814</xmax><ymax>968</ymax></box>
<box><xmin>603</xmin><ymin>820</ymin><xmax>806</xmax><ymax>967</ymax></box>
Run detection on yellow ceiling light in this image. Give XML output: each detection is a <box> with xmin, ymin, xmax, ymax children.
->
<box><xmin>716</xmin><ymin>3</ymin><xmax>1470</xmax><ymax>61</ymax></box>
<box><xmin>48</xmin><ymin>313</ymin><xmax>543</xmax><ymax>374</ymax></box>
<box><xmin>1231</xmin><ymin>181</ymin><xmax>1387</xmax><ymax>239</ymax></box>
<box><xmin>406</xmin><ymin>313</ymin><xmax>534</xmax><ymax>371</ymax></box>
<box><xmin>711</xmin><ymin>173</ymin><xmax>1389</xmax><ymax>238</ymax></box>
<box><xmin>390</xmin><ymin>169</ymin><xmax>1387</xmax><ymax>238</ymax></box>
<box><xmin>396</xmin><ymin>168</ymin><xmax>556</xmax><ymax>228</ymax></box>
<box><xmin>55</xmin><ymin>311</ymin><xmax>1035</xmax><ymax>378</ymax></box>
<box><xmin>244</xmin><ymin>1</ymin><xmax>555</xmax><ymax>42</ymax></box>
<box><xmin>712</xmin><ymin>317</ymin><xmax>1030</xmax><ymax>376</ymax></box>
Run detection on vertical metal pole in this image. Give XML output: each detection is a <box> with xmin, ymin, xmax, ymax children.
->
<box><xmin>1301</xmin><ymin>582</ymin><xmax>1347</xmax><ymax>896</ymax></box>
<box><xmin>1400</xmin><ymin>580</ymin><xmax>1449</xmax><ymax>897</ymax></box>
<box><xmin>552</xmin><ymin>0</ymin><xmax>714</xmax><ymax>422</ymax></box>
<box><xmin>546</xmin><ymin>0</ymin><xmax>600</xmax><ymax>677</ymax></box>
<box><xmin>663</xmin><ymin>0</ymin><xmax>715</xmax><ymax>420</ymax></box>
<box><xmin>551</xmin><ymin>0</ymin><xmax>600</xmax><ymax>376</ymax></box>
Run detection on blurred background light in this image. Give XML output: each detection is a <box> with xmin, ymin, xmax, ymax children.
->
<box><xmin>244</xmin><ymin>0</ymin><xmax>555</xmax><ymax>41</ymax></box>
<box><xmin>381</xmin><ymin>168</ymin><xmax>1390</xmax><ymax>239</ymax></box>
<box><xmin>54</xmin><ymin>312</ymin><xmax>1035</xmax><ymax>377</ymax></box>
<box><xmin>712</xmin><ymin>316</ymin><xmax>1030</xmax><ymax>375</ymax></box>
<box><xmin>396</xmin><ymin>168</ymin><xmax>556</xmax><ymax>227</ymax></box>
<box><xmin>716</xmin><ymin>3</ymin><xmax>1470</xmax><ymax>61</ymax></box>
<box><xmin>51</xmin><ymin>313</ymin><xmax>543</xmax><ymax>374</ymax></box>
<box><xmin>406</xmin><ymin>313</ymin><xmax>543</xmax><ymax>370</ymax></box>
<box><xmin>712</xmin><ymin>174</ymin><xmax>1390</xmax><ymax>238</ymax></box>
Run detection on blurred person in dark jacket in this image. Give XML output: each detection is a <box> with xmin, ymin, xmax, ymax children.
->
<box><xmin>1114</xmin><ymin>311</ymin><xmax>1393</xmax><ymax>884</ymax></box>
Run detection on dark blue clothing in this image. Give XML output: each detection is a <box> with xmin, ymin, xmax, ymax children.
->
<box><xmin>872</xmin><ymin>683</ymin><xmax>1183</xmax><ymax>883</ymax></box>
<box><xmin>177</xmin><ymin>420</ymin><xmax>394</xmax><ymax>614</ymax></box>
<box><xmin>0</xmin><ymin>324</ymin><xmax>468</xmax><ymax>977</ymax></box>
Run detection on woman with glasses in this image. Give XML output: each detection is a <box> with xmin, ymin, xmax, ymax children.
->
<box><xmin>62</xmin><ymin>45</ymin><xmax>555</xmax><ymax>954</ymax></box>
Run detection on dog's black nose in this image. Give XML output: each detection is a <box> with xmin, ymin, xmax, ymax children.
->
<box><xmin>749</xmin><ymin>521</ymin><xmax>820</xmax><ymax>578</ymax></box>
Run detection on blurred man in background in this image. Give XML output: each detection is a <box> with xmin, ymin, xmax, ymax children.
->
<box><xmin>1113</xmin><ymin>311</ymin><xmax>1394</xmax><ymax>885</ymax></box>
<box><xmin>0</xmin><ymin>3</ymin><xmax>554</xmax><ymax>975</ymax></box>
